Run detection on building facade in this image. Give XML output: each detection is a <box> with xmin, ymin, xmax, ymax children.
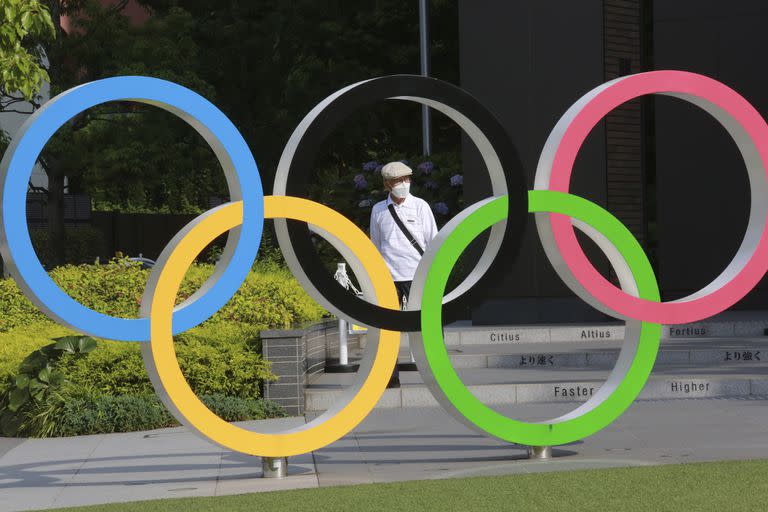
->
<box><xmin>459</xmin><ymin>0</ymin><xmax>768</xmax><ymax>323</ymax></box>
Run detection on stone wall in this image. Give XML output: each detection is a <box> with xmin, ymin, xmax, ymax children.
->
<box><xmin>603</xmin><ymin>0</ymin><xmax>645</xmax><ymax>246</ymax></box>
<box><xmin>262</xmin><ymin>319</ymin><xmax>361</xmax><ymax>416</ymax></box>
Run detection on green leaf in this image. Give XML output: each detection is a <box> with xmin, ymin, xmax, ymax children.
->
<box><xmin>37</xmin><ymin>367</ymin><xmax>50</xmax><ymax>383</ymax></box>
<box><xmin>14</xmin><ymin>374</ymin><xmax>29</xmax><ymax>389</ymax></box>
<box><xmin>0</xmin><ymin>411</ymin><xmax>22</xmax><ymax>437</ymax></box>
<box><xmin>28</xmin><ymin>378</ymin><xmax>46</xmax><ymax>393</ymax></box>
<box><xmin>55</xmin><ymin>335</ymin><xmax>97</xmax><ymax>354</ymax></box>
<box><xmin>48</xmin><ymin>370</ymin><xmax>65</xmax><ymax>387</ymax></box>
<box><xmin>8</xmin><ymin>387</ymin><xmax>29</xmax><ymax>412</ymax></box>
<box><xmin>78</xmin><ymin>336</ymin><xmax>97</xmax><ymax>354</ymax></box>
<box><xmin>21</xmin><ymin>11</ymin><xmax>31</xmax><ymax>31</ymax></box>
<box><xmin>54</xmin><ymin>336</ymin><xmax>79</xmax><ymax>354</ymax></box>
<box><xmin>19</xmin><ymin>351</ymin><xmax>47</xmax><ymax>373</ymax></box>
<box><xmin>44</xmin><ymin>15</ymin><xmax>55</xmax><ymax>38</ymax></box>
<box><xmin>31</xmin><ymin>388</ymin><xmax>46</xmax><ymax>401</ymax></box>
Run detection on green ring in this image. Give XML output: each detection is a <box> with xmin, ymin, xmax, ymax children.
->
<box><xmin>420</xmin><ymin>190</ymin><xmax>661</xmax><ymax>446</ymax></box>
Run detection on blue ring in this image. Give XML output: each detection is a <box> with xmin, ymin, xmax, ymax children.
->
<box><xmin>0</xmin><ymin>77</ymin><xmax>263</xmax><ymax>341</ymax></box>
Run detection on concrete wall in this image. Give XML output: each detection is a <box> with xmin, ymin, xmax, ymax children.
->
<box><xmin>458</xmin><ymin>0</ymin><xmax>768</xmax><ymax>324</ymax></box>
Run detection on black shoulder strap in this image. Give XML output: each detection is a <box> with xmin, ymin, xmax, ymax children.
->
<box><xmin>388</xmin><ymin>204</ymin><xmax>424</xmax><ymax>255</ymax></box>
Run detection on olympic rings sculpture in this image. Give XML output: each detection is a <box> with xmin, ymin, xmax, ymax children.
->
<box><xmin>1</xmin><ymin>70</ymin><xmax>766</xmax><ymax>457</ymax></box>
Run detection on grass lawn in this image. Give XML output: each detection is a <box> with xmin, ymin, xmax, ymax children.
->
<box><xmin>42</xmin><ymin>458</ymin><xmax>768</xmax><ymax>512</ymax></box>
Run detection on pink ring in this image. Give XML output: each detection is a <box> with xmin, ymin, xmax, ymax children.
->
<box><xmin>539</xmin><ymin>71</ymin><xmax>768</xmax><ymax>325</ymax></box>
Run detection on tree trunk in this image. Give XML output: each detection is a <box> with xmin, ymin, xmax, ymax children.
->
<box><xmin>43</xmin><ymin>1</ymin><xmax>66</xmax><ymax>267</ymax></box>
<box><xmin>46</xmin><ymin>170</ymin><xmax>66</xmax><ymax>267</ymax></box>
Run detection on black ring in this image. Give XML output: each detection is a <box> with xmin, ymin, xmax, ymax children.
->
<box><xmin>273</xmin><ymin>75</ymin><xmax>527</xmax><ymax>331</ymax></box>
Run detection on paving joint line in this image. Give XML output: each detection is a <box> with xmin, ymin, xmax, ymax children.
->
<box><xmin>50</xmin><ymin>434</ymin><xmax>105</xmax><ymax>507</ymax></box>
<box><xmin>213</xmin><ymin>449</ymin><xmax>225</xmax><ymax>496</ymax></box>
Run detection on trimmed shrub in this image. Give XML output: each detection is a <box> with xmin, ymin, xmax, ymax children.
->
<box><xmin>0</xmin><ymin>323</ymin><xmax>73</xmax><ymax>382</ymax></box>
<box><xmin>57</xmin><ymin>323</ymin><xmax>272</xmax><ymax>398</ymax></box>
<box><xmin>1</xmin><ymin>322</ymin><xmax>277</xmax><ymax>400</ymax></box>
<box><xmin>0</xmin><ymin>332</ymin><xmax>284</xmax><ymax>437</ymax></box>
<box><xmin>54</xmin><ymin>392</ymin><xmax>175</xmax><ymax>436</ymax></box>
<box><xmin>208</xmin><ymin>267</ymin><xmax>327</xmax><ymax>328</ymax></box>
<box><xmin>196</xmin><ymin>393</ymin><xmax>286</xmax><ymax>422</ymax></box>
<box><xmin>0</xmin><ymin>259</ymin><xmax>325</xmax><ymax>392</ymax></box>
<box><xmin>0</xmin><ymin>258</ymin><xmax>324</xmax><ymax>436</ymax></box>
<box><xmin>0</xmin><ymin>259</ymin><xmax>326</xmax><ymax>332</ymax></box>
<box><xmin>0</xmin><ymin>281</ymin><xmax>50</xmax><ymax>333</ymax></box>
<box><xmin>46</xmin><ymin>391</ymin><xmax>287</xmax><ymax>437</ymax></box>
<box><xmin>54</xmin><ymin>340</ymin><xmax>149</xmax><ymax>396</ymax></box>
<box><xmin>0</xmin><ymin>335</ymin><xmax>97</xmax><ymax>437</ymax></box>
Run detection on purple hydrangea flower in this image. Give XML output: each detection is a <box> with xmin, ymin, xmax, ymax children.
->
<box><xmin>433</xmin><ymin>202</ymin><xmax>449</xmax><ymax>215</ymax></box>
<box><xmin>417</xmin><ymin>161</ymin><xmax>435</xmax><ymax>174</ymax></box>
<box><xmin>424</xmin><ymin>180</ymin><xmax>439</xmax><ymax>190</ymax></box>
<box><xmin>375</xmin><ymin>164</ymin><xmax>383</xmax><ymax>173</ymax></box>
<box><xmin>450</xmin><ymin>174</ymin><xmax>464</xmax><ymax>187</ymax></box>
<box><xmin>358</xmin><ymin>198</ymin><xmax>373</xmax><ymax>208</ymax></box>
<box><xmin>362</xmin><ymin>160</ymin><xmax>380</xmax><ymax>172</ymax></box>
<box><xmin>353</xmin><ymin>174</ymin><xmax>368</xmax><ymax>190</ymax></box>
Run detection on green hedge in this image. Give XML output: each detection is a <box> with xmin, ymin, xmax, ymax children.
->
<box><xmin>0</xmin><ymin>323</ymin><xmax>73</xmax><ymax>383</ymax></box>
<box><xmin>56</xmin><ymin>323</ymin><xmax>271</xmax><ymax>398</ymax></box>
<box><xmin>0</xmin><ymin>259</ymin><xmax>326</xmax><ymax>436</ymax></box>
<box><xmin>0</xmin><ymin>331</ymin><xmax>287</xmax><ymax>437</ymax></box>
<box><xmin>0</xmin><ymin>260</ymin><xmax>327</xmax><ymax>396</ymax></box>
<box><xmin>53</xmin><ymin>392</ymin><xmax>286</xmax><ymax>437</ymax></box>
<box><xmin>0</xmin><ymin>259</ymin><xmax>326</xmax><ymax>380</ymax></box>
<box><xmin>0</xmin><ymin>258</ymin><xmax>326</xmax><ymax>332</ymax></box>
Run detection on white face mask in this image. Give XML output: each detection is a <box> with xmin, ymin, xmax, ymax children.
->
<box><xmin>390</xmin><ymin>181</ymin><xmax>410</xmax><ymax>199</ymax></box>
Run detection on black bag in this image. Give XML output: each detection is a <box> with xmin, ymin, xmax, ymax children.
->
<box><xmin>388</xmin><ymin>204</ymin><xmax>424</xmax><ymax>255</ymax></box>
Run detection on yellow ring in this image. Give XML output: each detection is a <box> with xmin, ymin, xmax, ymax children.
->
<box><xmin>146</xmin><ymin>196</ymin><xmax>399</xmax><ymax>457</ymax></box>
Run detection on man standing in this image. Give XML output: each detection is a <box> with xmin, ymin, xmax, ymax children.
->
<box><xmin>370</xmin><ymin>161</ymin><xmax>438</xmax><ymax>387</ymax></box>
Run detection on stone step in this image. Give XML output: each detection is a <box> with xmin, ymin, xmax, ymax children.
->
<box><xmin>304</xmin><ymin>365</ymin><xmax>768</xmax><ymax>411</ymax></box>
<box><xmin>442</xmin><ymin>320</ymin><xmax>768</xmax><ymax>345</ymax></box>
<box><xmin>354</xmin><ymin>338</ymin><xmax>768</xmax><ymax>370</ymax></box>
<box><xmin>448</xmin><ymin>344</ymin><xmax>767</xmax><ymax>369</ymax></box>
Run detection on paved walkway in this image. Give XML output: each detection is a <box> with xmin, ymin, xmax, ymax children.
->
<box><xmin>2</xmin><ymin>397</ymin><xmax>768</xmax><ymax>511</ymax></box>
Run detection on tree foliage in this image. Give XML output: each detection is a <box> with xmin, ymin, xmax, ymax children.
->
<box><xmin>50</xmin><ymin>4</ymin><xmax>223</xmax><ymax>214</ymax></box>
<box><xmin>28</xmin><ymin>1</ymin><xmax>225</xmax><ymax>264</ymax></box>
<box><xmin>137</xmin><ymin>0</ymin><xmax>460</xmax><ymax>183</ymax></box>
<box><xmin>56</xmin><ymin>0</ymin><xmax>460</xmax><ymax>213</ymax></box>
<box><xmin>2</xmin><ymin>1</ymin><xmax>459</xmax><ymax>264</ymax></box>
<box><xmin>0</xmin><ymin>0</ymin><xmax>54</xmax><ymax>101</ymax></box>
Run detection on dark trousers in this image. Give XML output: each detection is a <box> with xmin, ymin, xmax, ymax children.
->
<box><xmin>389</xmin><ymin>280</ymin><xmax>412</xmax><ymax>384</ymax></box>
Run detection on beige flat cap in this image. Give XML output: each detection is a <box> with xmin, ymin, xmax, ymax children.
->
<box><xmin>381</xmin><ymin>161</ymin><xmax>413</xmax><ymax>180</ymax></box>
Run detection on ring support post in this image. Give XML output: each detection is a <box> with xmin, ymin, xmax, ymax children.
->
<box><xmin>262</xmin><ymin>457</ymin><xmax>288</xmax><ymax>478</ymax></box>
<box><xmin>527</xmin><ymin>446</ymin><xmax>552</xmax><ymax>460</ymax></box>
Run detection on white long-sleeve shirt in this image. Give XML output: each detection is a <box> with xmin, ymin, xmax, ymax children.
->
<box><xmin>369</xmin><ymin>194</ymin><xmax>438</xmax><ymax>282</ymax></box>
